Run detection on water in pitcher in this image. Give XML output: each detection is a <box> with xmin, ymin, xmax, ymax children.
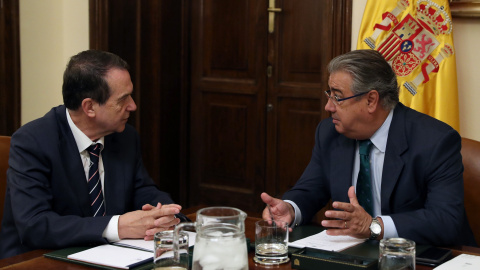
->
<box><xmin>191</xmin><ymin>224</ymin><xmax>248</xmax><ymax>270</ymax></box>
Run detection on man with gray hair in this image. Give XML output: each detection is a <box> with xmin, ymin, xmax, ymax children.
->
<box><xmin>261</xmin><ymin>49</ymin><xmax>476</xmax><ymax>247</ymax></box>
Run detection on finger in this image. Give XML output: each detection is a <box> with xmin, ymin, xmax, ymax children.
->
<box><xmin>348</xmin><ymin>186</ymin><xmax>359</xmax><ymax>206</ymax></box>
<box><xmin>154</xmin><ymin>215</ymin><xmax>180</xmax><ymax>227</ymax></box>
<box><xmin>142</xmin><ymin>204</ymin><xmax>155</xmax><ymax>211</ymax></box>
<box><xmin>321</xmin><ymin>219</ymin><xmax>348</xmax><ymax>229</ymax></box>
<box><xmin>261</xmin><ymin>193</ymin><xmax>286</xmax><ymax>215</ymax></box>
<box><xmin>144</xmin><ymin>226</ymin><xmax>176</xmax><ymax>238</ymax></box>
<box><xmin>159</xmin><ymin>204</ymin><xmax>183</xmax><ymax>213</ymax></box>
<box><xmin>262</xmin><ymin>207</ymin><xmax>271</xmax><ymax>220</ymax></box>
<box><xmin>325</xmin><ymin>209</ymin><xmax>350</xmax><ymax>220</ymax></box>
<box><xmin>331</xmin><ymin>201</ymin><xmax>355</xmax><ymax>212</ymax></box>
<box><xmin>153</xmin><ymin>206</ymin><xmax>181</xmax><ymax>217</ymax></box>
<box><xmin>260</xmin><ymin>192</ymin><xmax>275</xmax><ymax>205</ymax></box>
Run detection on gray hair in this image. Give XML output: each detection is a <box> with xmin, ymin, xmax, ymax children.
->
<box><xmin>327</xmin><ymin>50</ymin><xmax>399</xmax><ymax>110</ymax></box>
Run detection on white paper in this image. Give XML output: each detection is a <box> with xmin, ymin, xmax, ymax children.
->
<box><xmin>112</xmin><ymin>231</ymin><xmax>196</xmax><ymax>252</ymax></box>
<box><xmin>67</xmin><ymin>244</ymin><xmax>152</xmax><ymax>269</ymax></box>
<box><xmin>289</xmin><ymin>230</ymin><xmax>365</xmax><ymax>251</ymax></box>
<box><xmin>434</xmin><ymin>254</ymin><xmax>480</xmax><ymax>269</ymax></box>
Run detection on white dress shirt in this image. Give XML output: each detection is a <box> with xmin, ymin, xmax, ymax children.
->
<box><xmin>66</xmin><ymin>110</ymin><xmax>120</xmax><ymax>241</ymax></box>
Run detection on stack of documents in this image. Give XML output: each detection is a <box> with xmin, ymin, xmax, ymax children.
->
<box><xmin>289</xmin><ymin>230</ymin><xmax>366</xmax><ymax>251</ymax></box>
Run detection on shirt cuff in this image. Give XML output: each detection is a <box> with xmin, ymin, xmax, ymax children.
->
<box><xmin>103</xmin><ymin>215</ymin><xmax>121</xmax><ymax>242</ymax></box>
<box><xmin>378</xmin><ymin>215</ymin><xmax>398</xmax><ymax>239</ymax></box>
<box><xmin>284</xmin><ymin>200</ymin><xmax>302</xmax><ymax>228</ymax></box>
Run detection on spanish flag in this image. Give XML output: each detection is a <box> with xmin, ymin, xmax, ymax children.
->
<box><xmin>357</xmin><ymin>0</ymin><xmax>459</xmax><ymax>131</ymax></box>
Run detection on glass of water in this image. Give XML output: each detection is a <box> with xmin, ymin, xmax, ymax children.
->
<box><xmin>154</xmin><ymin>230</ymin><xmax>189</xmax><ymax>270</ymax></box>
<box><xmin>254</xmin><ymin>220</ymin><xmax>289</xmax><ymax>265</ymax></box>
<box><xmin>379</xmin><ymin>238</ymin><xmax>416</xmax><ymax>270</ymax></box>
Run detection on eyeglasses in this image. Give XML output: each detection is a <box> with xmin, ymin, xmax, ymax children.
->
<box><xmin>324</xmin><ymin>90</ymin><xmax>368</xmax><ymax>106</ymax></box>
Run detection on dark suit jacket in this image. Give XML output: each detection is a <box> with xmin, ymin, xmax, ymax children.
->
<box><xmin>283</xmin><ymin>103</ymin><xmax>476</xmax><ymax>247</ymax></box>
<box><xmin>0</xmin><ymin>105</ymin><xmax>177</xmax><ymax>259</ymax></box>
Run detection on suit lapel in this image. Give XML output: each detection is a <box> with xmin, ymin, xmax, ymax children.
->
<box><xmin>331</xmin><ymin>135</ymin><xmax>356</xmax><ymax>203</ymax></box>
<box><xmin>381</xmin><ymin>104</ymin><xmax>408</xmax><ymax>214</ymax></box>
<box><xmin>55</xmin><ymin>106</ymin><xmax>92</xmax><ymax>217</ymax></box>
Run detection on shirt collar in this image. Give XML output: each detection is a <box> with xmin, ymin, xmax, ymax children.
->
<box><xmin>66</xmin><ymin>109</ymin><xmax>105</xmax><ymax>153</ymax></box>
<box><xmin>369</xmin><ymin>109</ymin><xmax>394</xmax><ymax>153</ymax></box>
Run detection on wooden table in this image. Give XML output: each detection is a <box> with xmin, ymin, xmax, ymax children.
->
<box><xmin>1</xmin><ymin>210</ymin><xmax>479</xmax><ymax>269</ymax></box>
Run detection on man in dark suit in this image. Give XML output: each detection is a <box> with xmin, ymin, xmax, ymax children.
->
<box><xmin>0</xmin><ymin>50</ymin><xmax>187</xmax><ymax>259</ymax></box>
<box><xmin>261</xmin><ymin>50</ymin><xmax>476</xmax><ymax>247</ymax></box>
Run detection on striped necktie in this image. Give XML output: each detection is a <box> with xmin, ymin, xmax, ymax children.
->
<box><xmin>87</xmin><ymin>144</ymin><xmax>106</xmax><ymax>217</ymax></box>
<box><xmin>356</xmin><ymin>140</ymin><xmax>374</xmax><ymax>216</ymax></box>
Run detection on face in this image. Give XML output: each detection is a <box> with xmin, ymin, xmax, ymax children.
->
<box><xmin>93</xmin><ymin>68</ymin><xmax>137</xmax><ymax>136</ymax></box>
<box><xmin>325</xmin><ymin>71</ymin><xmax>369</xmax><ymax>139</ymax></box>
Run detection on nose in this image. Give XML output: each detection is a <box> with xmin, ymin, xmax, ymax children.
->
<box><xmin>127</xmin><ymin>96</ymin><xmax>137</xmax><ymax>112</ymax></box>
<box><xmin>325</xmin><ymin>97</ymin><xmax>336</xmax><ymax>113</ymax></box>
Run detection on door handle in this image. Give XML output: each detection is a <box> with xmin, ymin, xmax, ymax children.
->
<box><xmin>268</xmin><ymin>0</ymin><xmax>282</xmax><ymax>33</ymax></box>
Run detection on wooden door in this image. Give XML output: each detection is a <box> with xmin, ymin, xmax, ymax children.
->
<box><xmin>0</xmin><ymin>0</ymin><xmax>20</xmax><ymax>136</ymax></box>
<box><xmin>189</xmin><ymin>0</ymin><xmax>351</xmax><ymax>213</ymax></box>
<box><xmin>189</xmin><ymin>0</ymin><xmax>268</xmax><ymax>212</ymax></box>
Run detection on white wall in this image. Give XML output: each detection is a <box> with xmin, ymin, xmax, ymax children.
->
<box><xmin>20</xmin><ymin>1</ymin><xmax>480</xmax><ymax>141</ymax></box>
<box><xmin>352</xmin><ymin>0</ymin><xmax>480</xmax><ymax>141</ymax></box>
<box><xmin>19</xmin><ymin>0</ymin><xmax>88</xmax><ymax>124</ymax></box>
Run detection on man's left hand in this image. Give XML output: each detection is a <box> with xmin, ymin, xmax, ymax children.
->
<box><xmin>143</xmin><ymin>203</ymin><xmax>182</xmax><ymax>240</ymax></box>
<box><xmin>321</xmin><ymin>186</ymin><xmax>376</xmax><ymax>239</ymax></box>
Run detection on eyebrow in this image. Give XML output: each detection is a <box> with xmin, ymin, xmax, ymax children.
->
<box><xmin>117</xmin><ymin>93</ymin><xmax>131</xmax><ymax>101</ymax></box>
<box><xmin>329</xmin><ymin>87</ymin><xmax>343</xmax><ymax>95</ymax></box>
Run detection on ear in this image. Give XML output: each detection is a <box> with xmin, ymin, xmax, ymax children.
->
<box><xmin>81</xmin><ymin>98</ymin><xmax>96</xmax><ymax>118</ymax></box>
<box><xmin>366</xmin><ymin>90</ymin><xmax>380</xmax><ymax>113</ymax></box>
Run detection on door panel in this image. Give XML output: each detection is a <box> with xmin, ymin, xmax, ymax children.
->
<box><xmin>277</xmin><ymin>0</ymin><xmax>326</xmax><ymax>87</ymax></box>
<box><xmin>190</xmin><ymin>0</ymin><xmax>267</xmax><ymax>211</ymax></box>
<box><xmin>275</xmin><ymin>98</ymin><xmax>322</xmax><ymax>196</ymax></box>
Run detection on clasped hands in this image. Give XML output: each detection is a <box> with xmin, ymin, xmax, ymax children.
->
<box><xmin>118</xmin><ymin>203</ymin><xmax>182</xmax><ymax>240</ymax></box>
<box><xmin>261</xmin><ymin>186</ymin><xmax>379</xmax><ymax>239</ymax></box>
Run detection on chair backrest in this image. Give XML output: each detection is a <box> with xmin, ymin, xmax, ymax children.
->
<box><xmin>461</xmin><ymin>137</ymin><xmax>480</xmax><ymax>245</ymax></box>
<box><xmin>0</xmin><ymin>136</ymin><xmax>11</xmax><ymax>228</ymax></box>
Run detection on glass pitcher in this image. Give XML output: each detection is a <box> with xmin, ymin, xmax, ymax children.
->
<box><xmin>174</xmin><ymin>206</ymin><xmax>248</xmax><ymax>270</ymax></box>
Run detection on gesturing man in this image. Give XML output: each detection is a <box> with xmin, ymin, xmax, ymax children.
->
<box><xmin>261</xmin><ymin>49</ymin><xmax>476</xmax><ymax>247</ymax></box>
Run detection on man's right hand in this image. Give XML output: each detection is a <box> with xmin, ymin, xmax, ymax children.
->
<box><xmin>118</xmin><ymin>204</ymin><xmax>181</xmax><ymax>239</ymax></box>
<box><xmin>260</xmin><ymin>192</ymin><xmax>295</xmax><ymax>231</ymax></box>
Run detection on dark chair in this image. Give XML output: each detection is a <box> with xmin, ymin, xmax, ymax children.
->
<box><xmin>0</xmin><ymin>136</ymin><xmax>11</xmax><ymax>229</ymax></box>
<box><xmin>461</xmin><ymin>137</ymin><xmax>480</xmax><ymax>245</ymax></box>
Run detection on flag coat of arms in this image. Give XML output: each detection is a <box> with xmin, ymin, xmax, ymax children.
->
<box><xmin>357</xmin><ymin>0</ymin><xmax>459</xmax><ymax>131</ymax></box>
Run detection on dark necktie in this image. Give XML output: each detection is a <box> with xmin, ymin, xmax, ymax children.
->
<box><xmin>87</xmin><ymin>144</ymin><xmax>106</xmax><ymax>217</ymax></box>
<box><xmin>356</xmin><ymin>140</ymin><xmax>374</xmax><ymax>216</ymax></box>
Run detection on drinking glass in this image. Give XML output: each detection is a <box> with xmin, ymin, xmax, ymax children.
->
<box><xmin>154</xmin><ymin>230</ymin><xmax>189</xmax><ymax>270</ymax></box>
<box><xmin>254</xmin><ymin>220</ymin><xmax>289</xmax><ymax>265</ymax></box>
<box><xmin>379</xmin><ymin>238</ymin><xmax>415</xmax><ymax>270</ymax></box>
